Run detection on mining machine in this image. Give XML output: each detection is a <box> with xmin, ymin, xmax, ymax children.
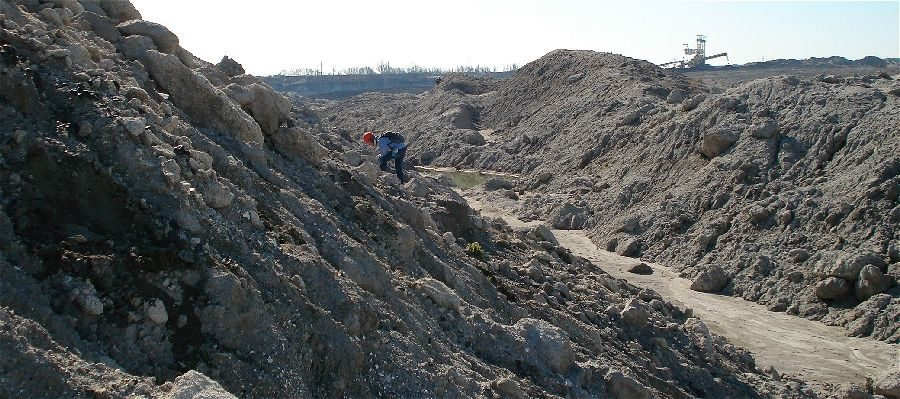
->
<box><xmin>659</xmin><ymin>34</ymin><xmax>729</xmax><ymax>69</ymax></box>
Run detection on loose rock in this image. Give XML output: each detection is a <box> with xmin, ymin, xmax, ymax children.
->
<box><xmin>700</xmin><ymin>129</ymin><xmax>738</xmax><ymax>158</ymax></box>
<box><xmin>690</xmin><ymin>265</ymin><xmax>728</xmax><ymax>293</ymax></box>
<box><xmin>417</xmin><ymin>278</ymin><xmax>463</xmax><ymax>312</ymax></box>
<box><xmin>616</xmin><ymin>237</ymin><xmax>641</xmax><ymax>257</ymax></box>
<box><xmin>855</xmin><ymin>265</ymin><xmax>891</xmax><ymax>301</ymax></box>
<box><xmin>620</xmin><ymin>298</ymin><xmax>650</xmax><ymax>327</ymax></box>
<box><xmin>815</xmin><ymin>277</ymin><xmax>850</xmax><ymax>300</ymax></box>
<box><xmin>513</xmin><ymin>318</ymin><xmax>574</xmax><ymax>375</ymax></box>
<box><xmin>605</xmin><ymin>369</ymin><xmax>651</xmax><ymax>399</ymax></box>
<box><xmin>146</xmin><ymin>298</ymin><xmax>168</xmax><ymax>325</ymax></box>
<box><xmin>627</xmin><ymin>262</ymin><xmax>653</xmax><ymax>275</ymax></box>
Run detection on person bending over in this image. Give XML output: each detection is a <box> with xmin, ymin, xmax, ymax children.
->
<box><xmin>362</xmin><ymin>130</ymin><xmax>408</xmax><ymax>182</ymax></box>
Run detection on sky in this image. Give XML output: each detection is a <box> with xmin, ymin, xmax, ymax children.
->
<box><xmin>130</xmin><ymin>0</ymin><xmax>900</xmax><ymax>76</ymax></box>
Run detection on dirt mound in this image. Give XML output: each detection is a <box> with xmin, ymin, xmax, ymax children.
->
<box><xmin>317</xmin><ymin>49</ymin><xmax>900</xmax><ymax>344</ymax></box>
<box><xmin>0</xmin><ymin>2</ymin><xmax>823</xmax><ymax>398</ymax></box>
<box><xmin>741</xmin><ymin>56</ymin><xmax>895</xmax><ymax>70</ymax></box>
<box><xmin>318</xmin><ymin>50</ymin><xmax>707</xmax><ymax>172</ymax></box>
<box><xmin>684</xmin><ymin>58</ymin><xmax>900</xmax><ymax>93</ymax></box>
<box><xmin>520</xmin><ymin>70</ymin><xmax>900</xmax><ymax>343</ymax></box>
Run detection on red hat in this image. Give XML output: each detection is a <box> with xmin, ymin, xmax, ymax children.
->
<box><xmin>362</xmin><ymin>131</ymin><xmax>375</xmax><ymax>145</ymax></box>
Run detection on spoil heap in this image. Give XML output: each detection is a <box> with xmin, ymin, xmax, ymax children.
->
<box><xmin>0</xmin><ymin>2</ymin><xmax>818</xmax><ymax>398</ymax></box>
<box><xmin>319</xmin><ymin>49</ymin><xmax>900</xmax><ymax>343</ymax></box>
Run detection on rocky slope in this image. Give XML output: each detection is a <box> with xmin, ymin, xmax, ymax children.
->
<box><xmin>316</xmin><ymin>50</ymin><xmax>900</xmax><ymax>344</ymax></box>
<box><xmin>0</xmin><ymin>2</ymin><xmax>827</xmax><ymax>398</ymax></box>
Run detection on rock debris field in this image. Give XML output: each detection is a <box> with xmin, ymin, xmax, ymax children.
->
<box><xmin>464</xmin><ymin>183</ymin><xmax>897</xmax><ymax>395</ymax></box>
<box><xmin>319</xmin><ymin>50</ymin><xmax>900</xmax><ymax>397</ymax></box>
<box><xmin>0</xmin><ymin>0</ymin><xmax>899</xmax><ymax>398</ymax></box>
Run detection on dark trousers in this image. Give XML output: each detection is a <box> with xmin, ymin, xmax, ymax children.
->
<box><xmin>379</xmin><ymin>146</ymin><xmax>407</xmax><ymax>181</ymax></box>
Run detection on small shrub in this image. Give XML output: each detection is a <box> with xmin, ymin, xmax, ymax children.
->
<box><xmin>465</xmin><ymin>242</ymin><xmax>484</xmax><ymax>260</ymax></box>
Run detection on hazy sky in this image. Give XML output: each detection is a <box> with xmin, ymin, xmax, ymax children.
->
<box><xmin>130</xmin><ymin>0</ymin><xmax>899</xmax><ymax>76</ymax></box>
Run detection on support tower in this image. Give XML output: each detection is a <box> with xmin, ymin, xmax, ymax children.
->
<box><xmin>658</xmin><ymin>34</ymin><xmax>729</xmax><ymax>69</ymax></box>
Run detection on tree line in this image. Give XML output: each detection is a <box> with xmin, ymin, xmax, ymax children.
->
<box><xmin>278</xmin><ymin>61</ymin><xmax>519</xmax><ymax>77</ymax></box>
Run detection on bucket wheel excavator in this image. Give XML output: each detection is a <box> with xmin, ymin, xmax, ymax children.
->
<box><xmin>659</xmin><ymin>34</ymin><xmax>729</xmax><ymax>69</ymax></box>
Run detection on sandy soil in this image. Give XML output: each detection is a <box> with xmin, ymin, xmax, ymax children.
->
<box><xmin>464</xmin><ymin>189</ymin><xmax>898</xmax><ymax>390</ymax></box>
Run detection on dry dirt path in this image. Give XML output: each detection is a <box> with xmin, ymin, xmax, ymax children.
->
<box><xmin>464</xmin><ymin>190</ymin><xmax>898</xmax><ymax>391</ymax></box>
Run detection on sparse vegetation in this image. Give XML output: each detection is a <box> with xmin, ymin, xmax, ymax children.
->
<box><xmin>465</xmin><ymin>242</ymin><xmax>485</xmax><ymax>260</ymax></box>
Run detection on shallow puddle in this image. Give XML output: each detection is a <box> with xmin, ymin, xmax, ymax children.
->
<box><xmin>413</xmin><ymin>166</ymin><xmax>517</xmax><ymax>190</ymax></box>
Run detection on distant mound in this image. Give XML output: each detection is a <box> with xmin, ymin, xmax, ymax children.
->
<box><xmin>740</xmin><ymin>55</ymin><xmax>892</xmax><ymax>69</ymax></box>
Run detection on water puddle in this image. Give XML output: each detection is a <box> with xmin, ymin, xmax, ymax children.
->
<box><xmin>414</xmin><ymin>166</ymin><xmax>518</xmax><ymax>190</ymax></box>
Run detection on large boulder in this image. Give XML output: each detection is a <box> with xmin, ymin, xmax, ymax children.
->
<box><xmin>97</xmin><ymin>0</ymin><xmax>142</xmax><ymax>23</ymax></box>
<box><xmin>40</xmin><ymin>7</ymin><xmax>63</xmax><ymax>26</ymax></box>
<box><xmin>666</xmin><ymin>89</ymin><xmax>686</xmax><ymax>104</ymax></box>
<box><xmin>855</xmin><ymin>265</ymin><xmax>892</xmax><ymax>301</ymax></box>
<box><xmin>616</xmin><ymin>237</ymin><xmax>641</xmax><ymax>257</ymax></box>
<box><xmin>223</xmin><ymin>83</ymin><xmax>253</xmax><ymax>105</ymax></box>
<box><xmin>690</xmin><ymin>265</ymin><xmax>728</xmax><ymax>293</ymax></box>
<box><xmin>815</xmin><ymin>277</ymin><xmax>850</xmax><ymax>300</ymax></box>
<box><xmin>605</xmin><ymin>369</ymin><xmax>651</xmax><ymax>399</ymax></box>
<box><xmin>416</xmin><ymin>278</ymin><xmax>463</xmax><ymax>312</ymax></box>
<box><xmin>77</xmin><ymin>11</ymin><xmax>122</xmax><ymax>43</ymax></box>
<box><xmin>270</xmin><ymin>127</ymin><xmax>327</xmax><ymax>167</ymax></box>
<box><xmin>443</xmin><ymin>104</ymin><xmax>477</xmax><ymax>129</ymax></box>
<box><xmin>788</xmin><ymin>248</ymin><xmax>810</xmax><ymax>263</ymax></box>
<box><xmin>513</xmin><ymin>318</ymin><xmax>574</xmax><ymax>375</ymax></box>
<box><xmin>141</xmin><ymin>50</ymin><xmax>264</xmax><ymax>147</ymax></box>
<box><xmin>627</xmin><ymin>262</ymin><xmax>653</xmax><ymax>275</ymax></box>
<box><xmin>117</xmin><ymin>20</ymin><xmax>180</xmax><ymax>53</ymax></box>
<box><xmin>619</xmin><ymin>298</ymin><xmax>650</xmax><ymax>328</ymax></box>
<box><xmin>699</xmin><ymin>129</ymin><xmax>738</xmax><ymax>158</ymax></box>
<box><xmin>817</xmin><ymin>251</ymin><xmax>886</xmax><ymax>281</ymax></box>
<box><xmin>549</xmin><ymin>202</ymin><xmax>589</xmax><ymax>230</ymax></box>
<box><xmin>526</xmin><ymin>224</ymin><xmax>558</xmax><ymax>245</ymax></box>
<box><xmin>461</xmin><ymin>131</ymin><xmax>485</xmax><ymax>146</ymax></box>
<box><xmin>117</xmin><ymin>34</ymin><xmax>155</xmax><ymax>60</ymax></box>
<box><xmin>246</xmin><ymin>83</ymin><xmax>292</xmax><ymax>135</ymax></box>
<box><xmin>225</xmin><ymin>83</ymin><xmax>292</xmax><ymax>136</ymax></box>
